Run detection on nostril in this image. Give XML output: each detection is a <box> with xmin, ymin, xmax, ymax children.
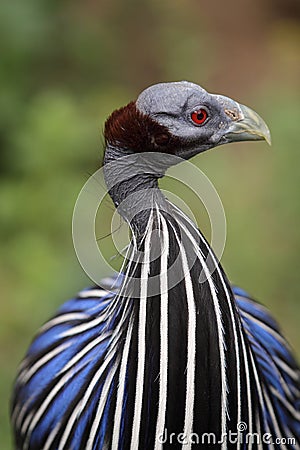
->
<box><xmin>224</xmin><ymin>109</ymin><xmax>240</xmax><ymax>121</ymax></box>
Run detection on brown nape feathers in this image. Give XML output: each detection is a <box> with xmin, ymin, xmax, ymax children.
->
<box><xmin>104</xmin><ymin>101</ymin><xmax>181</xmax><ymax>154</ymax></box>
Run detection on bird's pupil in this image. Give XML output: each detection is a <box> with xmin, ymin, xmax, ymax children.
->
<box><xmin>191</xmin><ymin>109</ymin><xmax>207</xmax><ymax>124</ymax></box>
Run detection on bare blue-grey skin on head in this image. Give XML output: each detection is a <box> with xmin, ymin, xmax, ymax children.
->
<box><xmin>136</xmin><ymin>81</ymin><xmax>271</xmax><ymax>159</ymax></box>
<box><xmin>11</xmin><ymin>81</ymin><xmax>299</xmax><ymax>450</ymax></box>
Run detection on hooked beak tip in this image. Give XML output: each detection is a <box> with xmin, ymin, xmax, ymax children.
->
<box><xmin>222</xmin><ymin>101</ymin><xmax>271</xmax><ymax>146</ymax></box>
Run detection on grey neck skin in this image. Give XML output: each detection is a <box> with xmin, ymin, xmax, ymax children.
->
<box><xmin>103</xmin><ymin>145</ymin><xmax>174</xmax><ymax>237</ymax></box>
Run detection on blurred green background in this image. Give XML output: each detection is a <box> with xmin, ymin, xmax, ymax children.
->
<box><xmin>1</xmin><ymin>0</ymin><xmax>299</xmax><ymax>448</ymax></box>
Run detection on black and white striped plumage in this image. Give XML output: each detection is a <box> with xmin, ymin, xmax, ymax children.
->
<box><xmin>12</xmin><ymin>82</ymin><xmax>300</xmax><ymax>449</ymax></box>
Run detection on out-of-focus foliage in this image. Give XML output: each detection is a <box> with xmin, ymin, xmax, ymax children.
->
<box><xmin>0</xmin><ymin>0</ymin><xmax>299</xmax><ymax>448</ymax></box>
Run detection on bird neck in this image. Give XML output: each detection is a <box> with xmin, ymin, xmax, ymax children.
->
<box><xmin>103</xmin><ymin>146</ymin><xmax>258</xmax><ymax>447</ymax></box>
<box><xmin>104</xmin><ymin>144</ymin><xmax>171</xmax><ymax>236</ymax></box>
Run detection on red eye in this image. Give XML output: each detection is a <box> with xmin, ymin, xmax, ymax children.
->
<box><xmin>191</xmin><ymin>108</ymin><xmax>208</xmax><ymax>125</ymax></box>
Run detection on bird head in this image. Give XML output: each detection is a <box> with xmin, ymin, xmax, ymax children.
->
<box><xmin>104</xmin><ymin>81</ymin><xmax>271</xmax><ymax>163</ymax></box>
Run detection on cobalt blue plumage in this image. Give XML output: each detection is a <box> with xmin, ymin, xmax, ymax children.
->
<box><xmin>12</xmin><ymin>282</ymin><xmax>300</xmax><ymax>449</ymax></box>
<box><xmin>236</xmin><ymin>290</ymin><xmax>300</xmax><ymax>445</ymax></box>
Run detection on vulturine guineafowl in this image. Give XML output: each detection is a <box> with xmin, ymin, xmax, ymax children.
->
<box><xmin>12</xmin><ymin>82</ymin><xmax>300</xmax><ymax>449</ymax></box>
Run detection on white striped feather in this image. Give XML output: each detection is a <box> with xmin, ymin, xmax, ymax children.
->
<box><xmin>248</xmin><ymin>348</ymin><xmax>270</xmax><ymax>438</ymax></box>
<box><xmin>22</xmin><ymin>358</ymin><xmax>90</xmax><ymax>450</ymax></box>
<box><xmin>12</xmin><ymin>341</ymin><xmax>73</xmax><ymax>430</ymax></box>
<box><xmin>111</xmin><ymin>319</ymin><xmax>134</xmax><ymax>449</ymax></box>
<box><xmin>239</xmin><ymin>328</ymin><xmax>253</xmax><ymax>448</ymax></box>
<box><xmin>246</xmin><ymin>329</ymin><xmax>299</xmax><ymax>404</ymax></box>
<box><xmin>41</xmin><ymin>303</ymin><xmax>132</xmax><ymax>450</ymax></box>
<box><xmin>58</xmin><ymin>314</ymin><xmax>110</xmax><ymax>338</ymax></box>
<box><xmin>14</xmin><ymin>288</ymin><xmax>127</xmax><ymax>436</ymax></box>
<box><xmin>57</xmin><ymin>332</ymin><xmax>112</xmax><ymax>375</ymax></box>
<box><xmin>168</xmin><ymin>221</ymin><xmax>196</xmax><ymax>450</ymax></box>
<box><xmin>15</xmin><ymin>341</ymin><xmax>72</xmax><ymax>387</ymax></box>
<box><xmin>154</xmin><ymin>212</ymin><xmax>169</xmax><ymax>450</ymax></box>
<box><xmin>38</xmin><ymin>312</ymin><xmax>89</xmax><ymax>333</ymax></box>
<box><xmin>174</xmin><ymin>205</ymin><xmax>243</xmax><ymax>438</ymax></box>
<box><xmin>86</xmin><ymin>361</ymin><xmax>120</xmax><ymax>450</ymax></box>
<box><xmin>173</xmin><ymin>217</ymin><xmax>228</xmax><ymax>449</ymax></box>
<box><xmin>241</xmin><ymin>310</ymin><xmax>292</xmax><ymax>350</ymax></box>
<box><xmin>274</xmin><ymin>356</ymin><xmax>300</xmax><ymax>383</ymax></box>
<box><xmin>130</xmin><ymin>211</ymin><xmax>153</xmax><ymax>450</ymax></box>
<box><xmin>22</xmin><ymin>303</ymin><xmax>128</xmax><ymax>449</ymax></box>
<box><xmin>262</xmin><ymin>387</ymin><xmax>289</xmax><ymax>450</ymax></box>
<box><xmin>54</xmin><ymin>347</ymin><xmax>117</xmax><ymax>450</ymax></box>
<box><xmin>78</xmin><ymin>289</ymin><xmax>110</xmax><ymax>298</ymax></box>
<box><xmin>269</xmin><ymin>387</ymin><xmax>300</xmax><ymax>421</ymax></box>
